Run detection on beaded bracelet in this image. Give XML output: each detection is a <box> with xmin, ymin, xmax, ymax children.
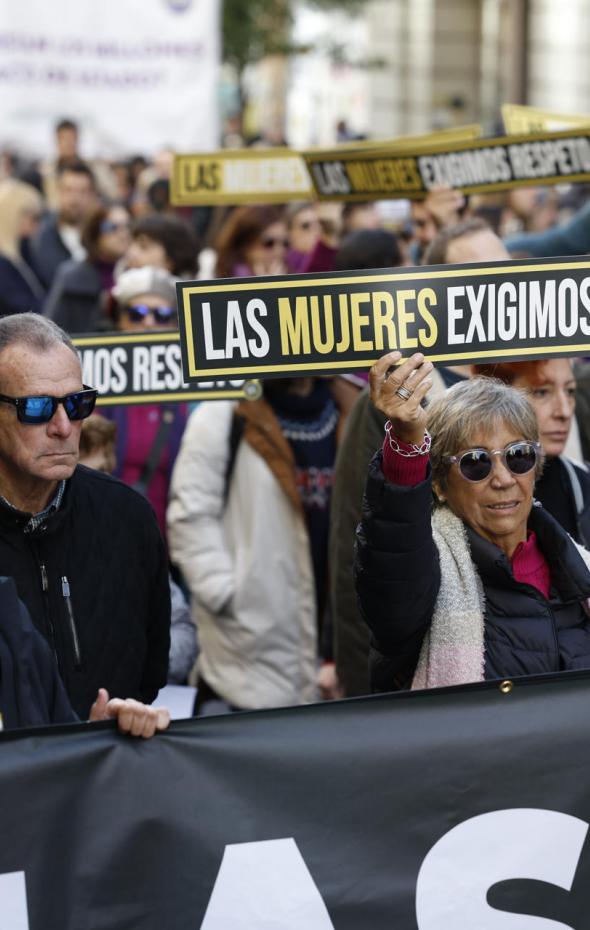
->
<box><xmin>385</xmin><ymin>420</ymin><xmax>432</xmax><ymax>457</ymax></box>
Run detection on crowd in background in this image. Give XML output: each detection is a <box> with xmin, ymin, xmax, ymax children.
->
<box><xmin>3</xmin><ymin>116</ymin><xmax>590</xmax><ymax>717</ymax></box>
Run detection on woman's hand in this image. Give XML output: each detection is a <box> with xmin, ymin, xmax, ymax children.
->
<box><xmin>369</xmin><ymin>351</ymin><xmax>433</xmax><ymax>445</ymax></box>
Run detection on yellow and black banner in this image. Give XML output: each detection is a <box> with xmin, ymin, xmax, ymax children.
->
<box><xmin>171</xmin><ymin>148</ymin><xmax>313</xmax><ymax>205</ymax></box>
<box><xmin>73</xmin><ymin>332</ymin><xmax>259</xmax><ymax>404</ymax></box>
<box><xmin>177</xmin><ymin>256</ymin><xmax>590</xmax><ymax>381</ymax></box>
<box><xmin>502</xmin><ymin>103</ymin><xmax>590</xmax><ymax>134</ymax></box>
<box><xmin>303</xmin><ymin>128</ymin><xmax>590</xmax><ymax>201</ymax></box>
<box><xmin>170</xmin><ymin>127</ymin><xmax>482</xmax><ymax>206</ymax></box>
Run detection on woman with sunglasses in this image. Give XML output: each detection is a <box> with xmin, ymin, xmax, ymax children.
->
<box><xmin>355</xmin><ymin>351</ymin><xmax>590</xmax><ymax>693</ymax></box>
<box><xmin>472</xmin><ymin>359</ymin><xmax>590</xmax><ymax>547</ymax></box>
<box><xmin>44</xmin><ymin>203</ymin><xmax>131</xmax><ymax>333</ymax></box>
<box><xmin>102</xmin><ymin>266</ymin><xmax>187</xmax><ymax>540</ymax></box>
<box><xmin>214</xmin><ymin>205</ymin><xmax>288</xmax><ymax>278</ymax></box>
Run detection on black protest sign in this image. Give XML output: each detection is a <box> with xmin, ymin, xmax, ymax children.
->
<box><xmin>176</xmin><ymin>256</ymin><xmax>590</xmax><ymax>382</ymax></box>
<box><xmin>3</xmin><ymin>672</ymin><xmax>590</xmax><ymax>928</ymax></box>
<box><xmin>303</xmin><ymin>127</ymin><xmax>590</xmax><ymax>201</ymax></box>
<box><xmin>73</xmin><ymin>332</ymin><xmax>259</xmax><ymax>404</ymax></box>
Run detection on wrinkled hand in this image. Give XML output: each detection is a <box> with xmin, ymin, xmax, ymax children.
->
<box><xmin>317</xmin><ymin>663</ymin><xmax>344</xmax><ymax>701</ymax></box>
<box><xmin>369</xmin><ymin>351</ymin><xmax>433</xmax><ymax>445</ymax></box>
<box><xmin>423</xmin><ymin>185</ymin><xmax>465</xmax><ymax>230</ymax></box>
<box><xmin>89</xmin><ymin>688</ymin><xmax>170</xmax><ymax>738</ymax></box>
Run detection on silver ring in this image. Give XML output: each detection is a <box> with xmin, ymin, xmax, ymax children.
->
<box><xmin>395</xmin><ymin>386</ymin><xmax>412</xmax><ymax>400</ymax></box>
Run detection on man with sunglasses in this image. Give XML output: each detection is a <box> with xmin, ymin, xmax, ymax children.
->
<box><xmin>355</xmin><ymin>351</ymin><xmax>590</xmax><ymax>693</ymax></box>
<box><xmin>0</xmin><ymin>313</ymin><xmax>171</xmax><ymax>718</ymax></box>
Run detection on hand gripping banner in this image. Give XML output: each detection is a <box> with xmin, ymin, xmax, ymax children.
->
<box><xmin>3</xmin><ymin>672</ymin><xmax>590</xmax><ymax>927</ymax></box>
<box><xmin>176</xmin><ymin>255</ymin><xmax>590</xmax><ymax>382</ymax></box>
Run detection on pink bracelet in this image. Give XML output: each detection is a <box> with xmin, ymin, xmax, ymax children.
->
<box><xmin>385</xmin><ymin>420</ymin><xmax>432</xmax><ymax>457</ymax></box>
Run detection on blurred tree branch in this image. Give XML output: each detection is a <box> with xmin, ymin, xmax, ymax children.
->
<box><xmin>222</xmin><ymin>0</ymin><xmax>371</xmax><ymax>82</ymax></box>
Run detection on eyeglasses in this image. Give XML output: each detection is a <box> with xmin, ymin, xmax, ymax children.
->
<box><xmin>100</xmin><ymin>220</ymin><xmax>130</xmax><ymax>234</ymax></box>
<box><xmin>124</xmin><ymin>304</ymin><xmax>177</xmax><ymax>324</ymax></box>
<box><xmin>261</xmin><ymin>236</ymin><xmax>289</xmax><ymax>250</ymax></box>
<box><xmin>0</xmin><ymin>386</ymin><xmax>97</xmax><ymax>425</ymax></box>
<box><xmin>443</xmin><ymin>441</ymin><xmax>541</xmax><ymax>483</ymax></box>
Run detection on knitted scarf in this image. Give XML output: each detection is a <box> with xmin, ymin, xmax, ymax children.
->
<box><xmin>411</xmin><ymin>505</ymin><xmax>590</xmax><ymax>690</ymax></box>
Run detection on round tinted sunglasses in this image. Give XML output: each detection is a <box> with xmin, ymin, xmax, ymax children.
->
<box><xmin>0</xmin><ymin>386</ymin><xmax>98</xmax><ymax>425</ymax></box>
<box><xmin>124</xmin><ymin>304</ymin><xmax>177</xmax><ymax>324</ymax></box>
<box><xmin>261</xmin><ymin>236</ymin><xmax>289</xmax><ymax>250</ymax></box>
<box><xmin>443</xmin><ymin>441</ymin><xmax>541</xmax><ymax>483</ymax></box>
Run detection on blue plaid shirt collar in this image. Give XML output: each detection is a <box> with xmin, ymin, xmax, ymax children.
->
<box><xmin>0</xmin><ymin>480</ymin><xmax>66</xmax><ymax>534</ymax></box>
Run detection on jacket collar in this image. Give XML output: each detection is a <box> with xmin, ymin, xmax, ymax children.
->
<box><xmin>0</xmin><ymin>474</ymin><xmax>74</xmax><ymax>535</ymax></box>
<box><xmin>465</xmin><ymin>501</ymin><xmax>590</xmax><ymax>602</ymax></box>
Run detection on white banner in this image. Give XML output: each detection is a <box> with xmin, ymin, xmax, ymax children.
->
<box><xmin>0</xmin><ymin>0</ymin><xmax>220</xmax><ymax>157</ymax></box>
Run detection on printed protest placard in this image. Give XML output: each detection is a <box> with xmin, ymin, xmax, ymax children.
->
<box><xmin>303</xmin><ymin>129</ymin><xmax>590</xmax><ymax>201</ymax></box>
<box><xmin>177</xmin><ymin>256</ymin><xmax>590</xmax><ymax>381</ymax></box>
<box><xmin>73</xmin><ymin>332</ymin><xmax>259</xmax><ymax>404</ymax></box>
<box><xmin>170</xmin><ymin>126</ymin><xmax>482</xmax><ymax>206</ymax></box>
<box><xmin>171</xmin><ymin>148</ymin><xmax>313</xmax><ymax>205</ymax></box>
<box><xmin>502</xmin><ymin>103</ymin><xmax>590</xmax><ymax>134</ymax></box>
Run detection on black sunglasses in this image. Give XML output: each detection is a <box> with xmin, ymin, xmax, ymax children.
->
<box><xmin>0</xmin><ymin>386</ymin><xmax>97</xmax><ymax>425</ymax></box>
<box><xmin>125</xmin><ymin>304</ymin><xmax>177</xmax><ymax>324</ymax></box>
<box><xmin>100</xmin><ymin>220</ymin><xmax>130</xmax><ymax>234</ymax></box>
<box><xmin>261</xmin><ymin>236</ymin><xmax>289</xmax><ymax>249</ymax></box>
<box><xmin>443</xmin><ymin>441</ymin><xmax>541</xmax><ymax>483</ymax></box>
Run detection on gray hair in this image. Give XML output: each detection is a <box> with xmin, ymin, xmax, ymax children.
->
<box><xmin>0</xmin><ymin>313</ymin><xmax>78</xmax><ymax>360</ymax></box>
<box><xmin>427</xmin><ymin>376</ymin><xmax>542</xmax><ymax>494</ymax></box>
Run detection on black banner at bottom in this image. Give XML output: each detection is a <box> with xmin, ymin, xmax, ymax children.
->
<box><xmin>2</xmin><ymin>673</ymin><xmax>590</xmax><ymax>928</ymax></box>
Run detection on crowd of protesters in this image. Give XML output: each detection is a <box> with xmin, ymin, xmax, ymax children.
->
<box><xmin>2</xmin><ymin>115</ymin><xmax>590</xmax><ymax>727</ymax></box>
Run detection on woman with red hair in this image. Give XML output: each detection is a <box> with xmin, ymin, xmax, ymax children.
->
<box><xmin>473</xmin><ymin>358</ymin><xmax>590</xmax><ymax>545</ymax></box>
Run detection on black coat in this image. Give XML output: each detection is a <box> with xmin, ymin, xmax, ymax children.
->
<box><xmin>0</xmin><ymin>466</ymin><xmax>171</xmax><ymax>718</ymax></box>
<box><xmin>355</xmin><ymin>453</ymin><xmax>590</xmax><ymax>693</ymax></box>
<box><xmin>0</xmin><ymin>576</ymin><xmax>77</xmax><ymax>729</ymax></box>
<box><xmin>43</xmin><ymin>258</ymin><xmax>108</xmax><ymax>333</ymax></box>
<box><xmin>0</xmin><ymin>255</ymin><xmax>44</xmax><ymax>317</ymax></box>
<box><xmin>535</xmin><ymin>455</ymin><xmax>590</xmax><ymax>547</ymax></box>
<box><xmin>30</xmin><ymin>215</ymin><xmax>72</xmax><ymax>289</ymax></box>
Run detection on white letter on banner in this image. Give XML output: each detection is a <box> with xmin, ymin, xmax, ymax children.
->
<box><xmin>416</xmin><ymin>808</ymin><xmax>587</xmax><ymax>929</ymax></box>
<box><xmin>0</xmin><ymin>871</ymin><xmax>29</xmax><ymax>929</ymax></box>
<box><xmin>200</xmin><ymin>838</ymin><xmax>335</xmax><ymax>930</ymax></box>
<box><xmin>246</xmin><ymin>299</ymin><xmax>270</xmax><ymax>358</ymax></box>
<box><xmin>202</xmin><ymin>302</ymin><xmax>225</xmax><ymax>360</ymax></box>
<box><xmin>447</xmin><ymin>286</ymin><xmax>466</xmax><ymax>344</ymax></box>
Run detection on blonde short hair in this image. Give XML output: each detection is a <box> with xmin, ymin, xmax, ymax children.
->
<box><xmin>427</xmin><ymin>376</ymin><xmax>541</xmax><ymax>494</ymax></box>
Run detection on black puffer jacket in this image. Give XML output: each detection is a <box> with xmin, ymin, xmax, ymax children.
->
<box><xmin>0</xmin><ymin>576</ymin><xmax>77</xmax><ymax>729</ymax></box>
<box><xmin>0</xmin><ymin>466</ymin><xmax>170</xmax><ymax>717</ymax></box>
<box><xmin>355</xmin><ymin>452</ymin><xmax>590</xmax><ymax>693</ymax></box>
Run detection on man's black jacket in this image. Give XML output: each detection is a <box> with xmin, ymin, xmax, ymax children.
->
<box><xmin>0</xmin><ymin>466</ymin><xmax>171</xmax><ymax>718</ymax></box>
<box><xmin>0</xmin><ymin>576</ymin><xmax>76</xmax><ymax>729</ymax></box>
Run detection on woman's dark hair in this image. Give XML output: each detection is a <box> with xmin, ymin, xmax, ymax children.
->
<box><xmin>334</xmin><ymin>229</ymin><xmax>402</xmax><ymax>271</ymax></box>
<box><xmin>131</xmin><ymin>214</ymin><xmax>199</xmax><ymax>277</ymax></box>
<box><xmin>81</xmin><ymin>204</ymin><xmax>129</xmax><ymax>262</ymax></box>
<box><xmin>214</xmin><ymin>205</ymin><xmax>285</xmax><ymax>278</ymax></box>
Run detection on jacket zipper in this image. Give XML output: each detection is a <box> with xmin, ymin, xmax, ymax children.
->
<box><xmin>61</xmin><ymin>576</ymin><xmax>82</xmax><ymax>668</ymax></box>
<box><xmin>38</xmin><ymin>558</ymin><xmax>58</xmax><ymax>661</ymax></box>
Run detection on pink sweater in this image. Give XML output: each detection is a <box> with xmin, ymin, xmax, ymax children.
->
<box><xmin>381</xmin><ymin>433</ymin><xmax>551</xmax><ymax>599</ymax></box>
